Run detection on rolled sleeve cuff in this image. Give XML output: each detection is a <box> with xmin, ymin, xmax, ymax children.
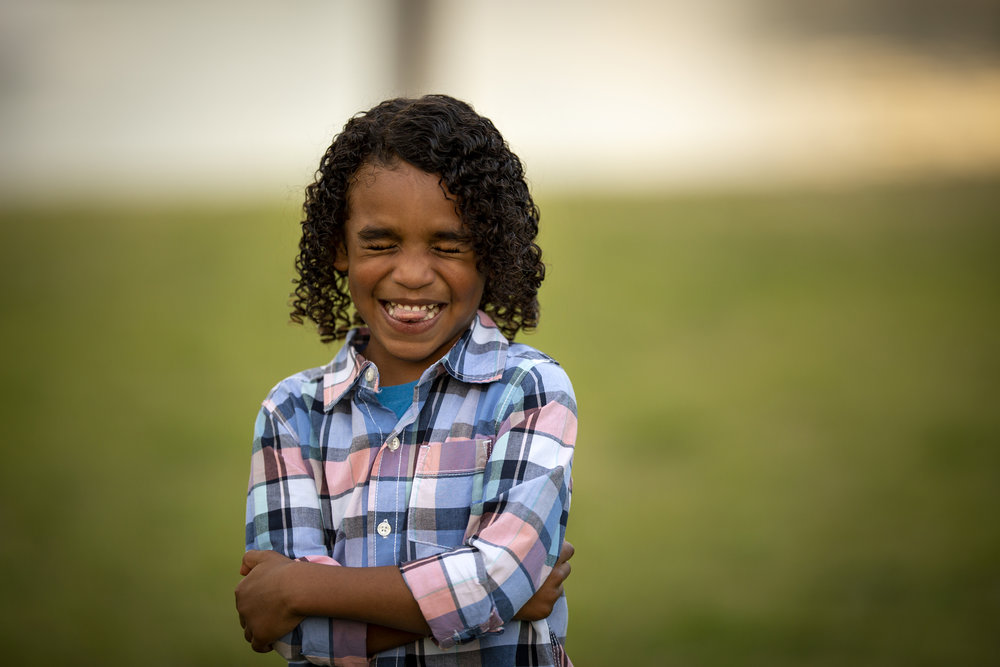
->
<box><xmin>399</xmin><ymin>551</ymin><xmax>505</xmax><ymax>649</ymax></box>
<box><xmin>295</xmin><ymin>555</ymin><xmax>369</xmax><ymax>665</ymax></box>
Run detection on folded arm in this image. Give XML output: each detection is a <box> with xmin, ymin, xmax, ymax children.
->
<box><xmin>241</xmin><ymin>396</ymin><xmax>369</xmax><ymax>663</ymax></box>
<box><xmin>237</xmin><ymin>540</ymin><xmax>575</xmax><ymax>655</ymax></box>
<box><xmin>399</xmin><ymin>362</ymin><xmax>577</xmax><ymax>647</ymax></box>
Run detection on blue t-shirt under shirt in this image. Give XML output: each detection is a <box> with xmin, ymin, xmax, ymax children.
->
<box><xmin>377</xmin><ymin>380</ymin><xmax>418</xmax><ymax>420</ymax></box>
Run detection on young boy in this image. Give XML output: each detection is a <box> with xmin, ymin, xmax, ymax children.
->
<box><xmin>236</xmin><ymin>95</ymin><xmax>577</xmax><ymax>666</ymax></box>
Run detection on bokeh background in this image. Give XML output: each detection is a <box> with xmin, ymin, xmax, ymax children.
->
<box><xmin>1</xmin><ymin>1</ymin><xmax>998</xmax><ymax>665</ymax></box>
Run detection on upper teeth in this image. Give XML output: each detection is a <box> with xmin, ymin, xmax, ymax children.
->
<box><xmin>389</xmin><ymin>302</ymin><xmax>438</xmax><ymax>311</ymax></box>
<box><xmin>386</xmin><ymin>302</ymin><xmax>441</xmax><ymax>319</ymax></box>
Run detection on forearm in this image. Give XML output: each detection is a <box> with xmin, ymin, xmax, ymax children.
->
<box><xmin>287</xmin><ymin>561</ymin><xmax>432</xmax><ymax>636</ymax></box>
<box><xmin>366</xmin><ymin>624</ymin><xmax>425</xmax><ymax>656</ymax></box>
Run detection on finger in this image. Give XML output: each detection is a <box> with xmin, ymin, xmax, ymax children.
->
<box><xmin>241</xmin><ymin>550</ymin><xmax>261</xmax><ymax>574</ymax></box>
<box><xmin>240</xmin><ymin>553</ymin><xmax>253</xmax><ymax>576</ymax></box>
<box><xmin>245</xmin><ymin>626</ymin><xmax>253</xmax><ymax>643</ymax></box>
<box><xmin>559</xmin><ymin>540</ymin><xmax>575</xmax><ymax>563</ymax></box>
<box><xmin>550</xmin><ymin>560</ymin><xmax>571</xmax><ymax>585</ymax></box>
<box><xmin>234</xmin><ymin>584</ymin><xmax>247</xmax><ymax>615</ymax></box>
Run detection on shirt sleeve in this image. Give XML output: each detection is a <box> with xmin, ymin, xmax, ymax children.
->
<box><xmin>245</xmin><ymin>392</ymin><xmax>368</xmax><ymax>667</ymax></box>
<box><xmin>399</xmin><ymin>360</ymin><xmax>577</xmax><ymax>648</ymax></box>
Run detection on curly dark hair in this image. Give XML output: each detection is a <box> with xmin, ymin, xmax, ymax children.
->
<box><xmin>290</xmin><ymin>94</ymin><xmax>544</xmax><ymax>342</ymax></box>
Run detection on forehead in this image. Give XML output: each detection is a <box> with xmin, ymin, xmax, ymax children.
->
<box><xmin>345</xmin><ymin>161</ymin><xmax>462</xmax><ymax>231</ymax></box>
<box><xmin>347</xmin><ymin>161</ymin><xmax>451</xmax><ymax>207</ymax></box>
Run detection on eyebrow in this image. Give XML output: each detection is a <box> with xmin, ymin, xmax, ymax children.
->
<box><xmin>356</xmin><ymin>226</ymin><xmax>399</xmax><ymax>242</ymax></box>
<box><xmin>355</xmin><ymin>225</ymin><xmax>471</xmax><ymax>243</ymax></box>
<box><xmin>429</xmin><ymin>229</ymin><xmax>472</xmax><ymax>243</ymax></box>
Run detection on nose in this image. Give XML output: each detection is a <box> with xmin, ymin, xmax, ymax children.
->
<box><xmin>392</xmin><ymin>248</ymin><xmax>434</xmax><ymax>290</ymax></box>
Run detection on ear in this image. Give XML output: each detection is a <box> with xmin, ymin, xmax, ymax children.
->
<box><xmin>333</xmin><ymin>242</ymin><xmax>349</xmax><ymax>273</ymax></box>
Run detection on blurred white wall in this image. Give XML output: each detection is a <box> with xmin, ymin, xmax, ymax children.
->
<box><xmin>1</xmin><ymin>0</ymin><xmax>998</xmax><ymax>201</ymax></box>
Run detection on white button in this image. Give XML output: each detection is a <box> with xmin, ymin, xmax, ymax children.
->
<box><xmin>365</xmin><ymin>368</ymin><xmax>375</xmax><ymax>383</ymax></box>
<box><xmin>388</xmin><ymin>437</ymin><xmax>400</xmax><ymax>451</ymax></box>
<box><xmin>376</xmin><ymin>520</ymin><xmax>392</xmax><ymax>537</ymax></box>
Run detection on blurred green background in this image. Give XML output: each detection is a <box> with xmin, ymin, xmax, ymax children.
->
<box><xmin>4</xmin><ymin>3</ymin><xmax>1000</xmax><ymax>663</ymax></box>
<box><xmin>1</xmin><ymin>177</ymin><xmax>997</xmax><ymax>665</ymax></box>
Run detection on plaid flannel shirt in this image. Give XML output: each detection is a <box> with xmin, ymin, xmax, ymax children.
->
<box><xmin>245</xmin><ymin>311</ymin><xmax>577</xmax><ymax>666</ymax></box>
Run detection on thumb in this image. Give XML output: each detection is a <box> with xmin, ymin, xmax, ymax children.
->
<box><xmin>240</xmin><ymin>550</ymin><xmax>262</xmax><ymax>576</ymax></box>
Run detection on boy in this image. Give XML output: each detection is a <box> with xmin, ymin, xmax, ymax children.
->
<box><xmin>236</xmin><ymin>95</ymin><xmax>576</xmax><ymax>666</ymax></box>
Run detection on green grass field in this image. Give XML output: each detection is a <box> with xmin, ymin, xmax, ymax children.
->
<box><xmin>1</xmin><ymin>178</ymin><xmax>998</xmax><ymax>665</ymax></box>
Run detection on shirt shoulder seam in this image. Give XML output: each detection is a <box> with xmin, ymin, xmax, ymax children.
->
<box><xmin>492</xmin><ymin>357</ymin><xmax>551</xmax><ymax>431</ymax></box>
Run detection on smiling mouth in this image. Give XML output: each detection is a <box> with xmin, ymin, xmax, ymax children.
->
<box><xmin>382</xmin><ymin>301</ymin><xmax>443</xmax><ymax>323</ymax></box>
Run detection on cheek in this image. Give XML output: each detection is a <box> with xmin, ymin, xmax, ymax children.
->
<box><xmin>346</xmin><ymin>264</ymin><xmax>377</xmax><ymax>303</ymax></box>
<box><xmin>467</xmin><ymin>274</ymin><xmax>487</xmax><ymax>304</ymax></box>
<box><xmin>451</xmin><ymin>263</ymin><xmax>485</xmax><ymax>299</ymax></box>
<box><xmin>347</xmin><ymin>257</ymin><xmax>382</xmax><ymax>284</ymax></box>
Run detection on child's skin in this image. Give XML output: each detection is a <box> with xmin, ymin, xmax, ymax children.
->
<box><xmin>236</xmin><ymin>160</ymin><xmax>574</xmax><ymax>656</ymax></box>
<box><xmin>333</xmin><ymin>162</ymin><xmax>486</xmax><ymax>386</ymax></box>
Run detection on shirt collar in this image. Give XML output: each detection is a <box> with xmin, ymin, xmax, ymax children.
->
<box><xmin>322</xmin><ymin>310</ymin><xmax>508</xmax><ymax>411</ymax></box>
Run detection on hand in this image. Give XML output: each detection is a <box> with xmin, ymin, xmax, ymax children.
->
<box><xmin>513</xmin><ymin>540</ymin><xmax>574</xmax><ymax>622</ymax></box>
<box><xmin>235</xmin><ymin>550</ymin><xmax>305</xmax><ymax>653</ymax></box>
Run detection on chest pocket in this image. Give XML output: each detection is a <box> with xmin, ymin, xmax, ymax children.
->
<box><xmin>407</xmin><ymin>438</ymin><xmax>491</xmax><ymax>558</ymax></box>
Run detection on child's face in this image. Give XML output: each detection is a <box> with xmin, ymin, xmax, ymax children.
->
<box><xmin>335</xmin><ymin>161</ymin><xmax>485</xmax><ymax>385</ymax></box>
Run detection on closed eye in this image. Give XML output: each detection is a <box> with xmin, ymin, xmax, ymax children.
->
<box><xmin>430</xmin><ymin>230</ymin><xmax>471</xmax><ymax>255</ymax></box>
